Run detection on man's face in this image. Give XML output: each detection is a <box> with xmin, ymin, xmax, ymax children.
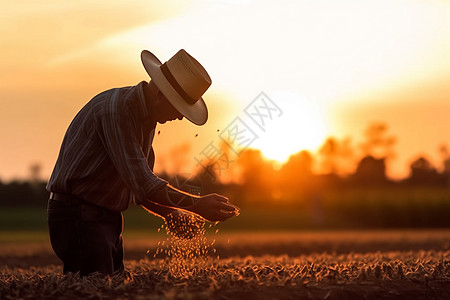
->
<box><xmin>156</xmin><ymin>89</ymin><xmax>184</xmax><ymax>124</ymax></box>
<box><xmin>147</xmin><ymin>81</ymin><xmax>184</xmax><ymax>124</ymax></box>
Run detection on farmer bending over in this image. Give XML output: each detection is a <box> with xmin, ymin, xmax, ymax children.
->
<box><xmin>46</xmin><ymin>49</ymin><xmax>239</xmax><ymax>276</ymax></box>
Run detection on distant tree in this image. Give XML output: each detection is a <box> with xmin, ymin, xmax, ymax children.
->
<box><xmin>0</xmin><ymin>179</ymin><xmax>48</xmax><ymax>207</ymax></box>
<box><xmin>351</xmin><ymin>155</ymin><xmax>389</xmax><ymax>185</ymax></box>
<box><xmin>439</xmin><ymin>145</ymin><xmax>450</xmax><ymax>187</ymax></box>
<box><xmin>360</xmin><ymin>122</ymin><xmax>396</xmax><ymax>159</ymax></box>
<box><xmin>192</xmin><ymin>140</ymin><xmax>239</xmax><ymax>186</ymax></box>
<box><xmin>235</xmin><ymin>149</ymin><xmax>274</xmax><ymax>193</ymax></box>
<box><xmin>280</xmin><ymin>150</ymin><xmax>313</xmax><ymax>177</ymax></box>
<box><xmin>318</xmin><ymin>137</ymin><xmax>354</xmax><ymax>175</ymax></box>
<box><xmin>29</xmin><ymin>162</ymin><xmax>43</xmax><ymax>188</ymax></box>
<box><xmin>438</xmin><ymin>145</ymin><xmax>450</xmax><ymax>173</ymax></box>
<box><xmin>279</xmin><ymin>150</ymin><xmax>314</xmax><ymax>193</ymax></box>
<box><xmin>194</xmin><ymin>161</ymin><xmax>224</xmax><ymax>195</ymax></box>
<box><xmin>408</xmin><ymin>156</ymin><xmax>440</xmax><ymax>185</ymax></box>
<box><xmin>168</xmin><ymin>142</ymin><xmax>191</xmax><ymax>175</ymax></box>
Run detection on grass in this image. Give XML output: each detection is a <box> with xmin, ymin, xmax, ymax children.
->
<box><xmin>0</xmin><ymin>230</ymin><xmax>50</xmax><ymax>243</ymax></box>
<box><xmin>1</xmin><ymin>185</ymin><xmax>450</xmax><ymax>240</ymax></box>
<box><xmin>1</xmin><ymin>230</ymin><xmax>449</xmax><ymax>299</ymax></box>
<box><xmin>0</xmin><ymin>205</ymin><xmax>323</xmax><ymax>235</ymax></box>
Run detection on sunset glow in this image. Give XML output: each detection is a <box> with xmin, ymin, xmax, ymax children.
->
<box><xmin>0</xmin><ymin>0</ymin><xmax>449</xmax><ymax>180</ymax></box>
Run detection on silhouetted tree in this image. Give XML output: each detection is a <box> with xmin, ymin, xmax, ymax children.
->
<box><xmin>29</xmin><ymin>163</ymin><xmax>42</xmax><ymax>182</ymax></box>
<box><xmin>29</xmin><ymin>162</ymin><xmax>43</xmax><ymax>190</ymax></box>
<box><xmin>0</xmin><ymin>179</ymin><xmax>48</xmax><ymax>207</ymax></box>
<box><xmin>235</xmin><ymin>149</ymin><xmax>274</xmax><ymax>196</ymax></box>
<box><xmin>438</xmin><ymin>144</ymin><xmax>450</xmax><ymax>187</ymax></box>
<box><xmin>360</xmin><ymin>122</ymin><xmax>396</xmax><ymax>159</ymax></box>
<box><xmin>318</xmin><ymin>136</ymin><xmax>354</xmax><ymax>175</ymax></box>
<box><xmin>280</xmin><ymin>150</ymin><xmax>313</xmax><ymax>178</ymax></box>
<box><xmin>278</xmin><ymin>150</ymin><xmax>314</xmax><ymax>195</ymax></box>
<box><xmin>408</xmin><ymin>156</ymin><xmax>440</xmax><ymax>185</ymax></box>
<box><xmin>352</xmin><ymin>155</ymin><xmax>387</xmax><ymax>185</ymax></box>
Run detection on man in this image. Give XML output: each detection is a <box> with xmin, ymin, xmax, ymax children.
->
<box><xmin>46</xmin><ymin>49</ymin><xmax>239</xmax><ymax>276</ymax></box>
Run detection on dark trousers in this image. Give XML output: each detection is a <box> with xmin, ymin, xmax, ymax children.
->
<box><xmin>47</xmin><ymin>195</ymin><xmax>124</xmax><ymax>276</ymax></box>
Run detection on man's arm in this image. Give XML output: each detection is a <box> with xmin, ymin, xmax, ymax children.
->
<box><xmin>141</xmin><ymin>184</ymin><xmax>239</xmax><ymax>222</ymax></box>
<box><xmin>98</xmin><ymin>100</ymin><xmax>238</xmax><ymax>221</ymax></box>
<box><xmin>99</xmin><ymin>109</ymin><xmax>167</xmax><ymax>203</ymax></box>
<box><xmin>141</xmin><ymin>199</ymin><xmax>177</xmax><ymax>218</ymax></box>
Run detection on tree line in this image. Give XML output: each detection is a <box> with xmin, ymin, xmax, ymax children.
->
<box><xmin>1</xmin><ymin>122</ymin><xmax>450</xmax><ymax>210</ymax></box>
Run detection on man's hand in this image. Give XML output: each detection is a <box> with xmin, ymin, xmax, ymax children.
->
<box><xmin>164</xmin><ymin>210</ymin><xmax>205</xmax><ymax>239</ymax></box>
<box><xmin>190</xmin><ymin>194</ymin><xmax>239</xmax><ymax>222</ymax></box>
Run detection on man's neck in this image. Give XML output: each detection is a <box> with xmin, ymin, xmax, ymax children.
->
<box><xmin>143</xmin><ymin>80</ymin><xmax>158</xmax><ymax>125</ymax></box>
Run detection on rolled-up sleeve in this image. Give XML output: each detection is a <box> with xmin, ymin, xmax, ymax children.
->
<box><xmin>99</xmin><ymin>109</ymin><xmax>167</xmax><ymax>204</ymax></box>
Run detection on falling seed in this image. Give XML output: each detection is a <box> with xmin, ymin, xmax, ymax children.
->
<box><xmin>158</xmin><ymin>130</ymin><xmax>161</xmax><ymax>135</ymax></box>
<box><xmin>217</xmin><ymin>129</ymin><xmax>220</xmax><ymax>132</ymax></box>
<box><xmin>195</xmin><ymin>134</ymin><xmax>198</xmax><ymax>137</ymax></box>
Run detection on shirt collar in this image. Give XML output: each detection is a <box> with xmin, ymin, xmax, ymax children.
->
<box><xmin>136</xmin><ymin>81</ymin><xmax>156</xmax><ymax>129</ymax></box>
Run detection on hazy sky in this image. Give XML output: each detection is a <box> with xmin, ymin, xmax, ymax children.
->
<box><xmin>1</xmin><ymin>0</ymin><xmax>449</xmax><ymax>181</ymax></box>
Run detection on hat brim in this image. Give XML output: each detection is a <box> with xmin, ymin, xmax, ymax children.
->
<box><xmin>141</xmin><ymin>50</ymin><xmax>208</xmax><ymax>126</ymax></box>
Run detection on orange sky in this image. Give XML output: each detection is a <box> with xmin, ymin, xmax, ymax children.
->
<box><xmin>1</xmin><ymin>0</ymin><xmax>449</xmax><ymax>181</ymax></box>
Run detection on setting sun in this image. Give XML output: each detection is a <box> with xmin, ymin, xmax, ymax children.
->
<box><xmin>251</xmin><ymin>90</ymin><xmax>327</xmax><ymax>164</ymax></box>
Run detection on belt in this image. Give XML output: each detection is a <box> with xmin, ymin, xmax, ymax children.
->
<box><xmin>49</xmin><ymin>192</ymin><xmax>116</xmax><ymax>214</ymax></box>
<box><xmin>49</xmin><ymin>192</ymin><xmax>85</xmax><ymax>204</ymax></box>
<box><xmin>49</xmin><ymin>192</ymin><xmax>70</xmax><ymax>201</ymax></box>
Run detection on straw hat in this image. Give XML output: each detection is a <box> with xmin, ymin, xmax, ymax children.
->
<box><xmin>141</xmin><ymin>49</ymin><xmax>211</xmax><ymax>125</ymax></box>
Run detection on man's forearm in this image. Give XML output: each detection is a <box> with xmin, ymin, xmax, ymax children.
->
<box><xmin>141</xmin><ymin>184</ymin><xmax>200</xmax><ymax>215</ymax></box>
<box><xmin>143</xmin><ymin>184</ymin><xmax>238</xmax><ymax>222</ymax></box>
<box><xmin>141</xmin><ymin>200</ymin><xmax>176</xmax><ymax>218</ymax></box>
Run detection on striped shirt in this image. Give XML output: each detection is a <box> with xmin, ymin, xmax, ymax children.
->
<box><xmin>46</xmin><ymin>81</ymin><xmax>167</xmax><ymax>211</ymax></box>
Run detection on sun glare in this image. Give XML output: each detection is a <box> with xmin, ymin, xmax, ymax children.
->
<box><xmin>251</xmin><ymin>90</ymin><xmax>327</xmax><ymax>164</ymax></box>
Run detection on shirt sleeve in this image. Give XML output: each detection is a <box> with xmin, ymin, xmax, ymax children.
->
<box><xmin>98</xmin><ymin>109</ymin><xmax>167</xmax><ymax>204</ymax></box>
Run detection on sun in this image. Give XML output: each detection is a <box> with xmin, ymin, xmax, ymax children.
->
<box><xmin>250</xmin><ymin>90</ymin><xmax>328</xmax><ymax>164</ymax></box>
